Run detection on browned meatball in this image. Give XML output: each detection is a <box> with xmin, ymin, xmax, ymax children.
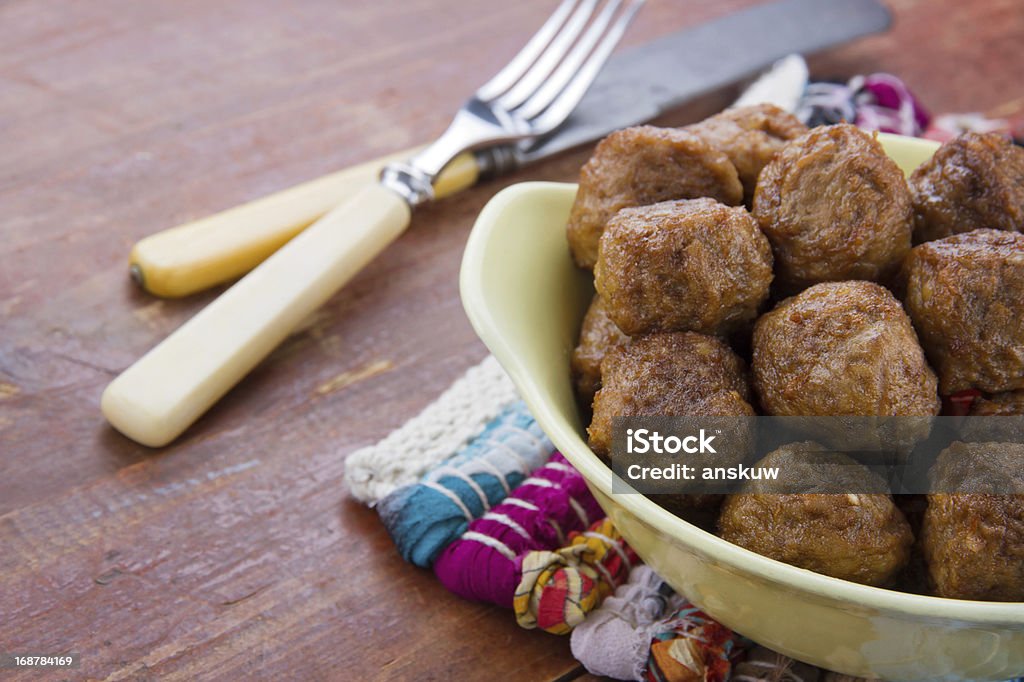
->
<box><xmin>594</xmin><ymin>198</ymin><xmax>773</xmax><ymax>337</ymax></box>
<box><xmin>685</xmin><ymin>103</ymin><xmax>808</xmax><ymax>206</ymax></box>
<box><xmin>623</xmin><ymin>387</ymin><xmax>756</xmax><ymax>515</ymax></box>
<box><xmin>566</xmin><ymin>126</ymin><xmax>743</xmax><ymax>269</ymax></box>
<box><xmin>959</xmin><ymin>391</ymin><xmax>1024</xmax><ymax>443</ymax></box>
<box><xmin>588</xmin><ymin>332</ymin><xmax>751</xmax><ymax>457</ymax></box>
<box><xmin>971</xmin><ymin>391</ymin><xmax>1024</xmax><ymax>416</ymax></box>
<box><xmin>922</xmin><ymin>441</ymin><xmax>1024</xmax><ymax>600</ymax></box>
<box><xmin>571</xmin><ymin>294</ymin><xmax>629</xmax><ymax>407</ymax></box>
<box><xmin>909</xmin><ymin>132</ymin><xmax>1024</xmax><ymax>243</ymax></box>
<box><xmin>753</xmin><ymin>281</ymin><xmax>940</xmax><ymax>418</ymax></box>
<box><xmin>900</xmin><ymin>229</ymin><xmax>1024</xmax><ymax>394</ymax></box>
<box><xmin>657</xmin><ymin>494</ymin><xmax>721</xmax><ymax>519</ymax></box>
<box><xmin>655</xmin><ymin>385</ymin><xmax>760</xmax><ymax>517</ymax></box>
<box><xmin>718</xmin><ymin>442</ymin><xmax>912</xmax><ymax>586</ymax></box>
<box><xmin>752</xmin><ymin>124</ymin><xmax>913</xmax><ymax>290</ymax></box>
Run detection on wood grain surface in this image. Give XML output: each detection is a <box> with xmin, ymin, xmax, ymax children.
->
<box><xmin>1</xmin><ymin>1</ymin><xmax>1022</xmax><ymax>680</ymax></box>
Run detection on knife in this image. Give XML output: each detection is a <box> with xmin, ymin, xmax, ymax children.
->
<box><xmin>130</xmin><ymin>0</ymin><xmax>890</xmax><ymax>299</ymax></box>
<box><xmin>103</xmin><ymin>0</ymin><xmax>891</xmax><ymax>448</ymax></box>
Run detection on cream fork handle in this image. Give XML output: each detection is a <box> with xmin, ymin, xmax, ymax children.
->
<box><xmin>102</xmin><ymin>183</ymin><xmax>410</xmax><ymax>447</ymax></box>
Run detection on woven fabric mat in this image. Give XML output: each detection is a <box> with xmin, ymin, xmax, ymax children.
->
<box><xmin>345</xmin><ymin>355</ymin><xmax>1023</xmax><ymax>682</ymax></box>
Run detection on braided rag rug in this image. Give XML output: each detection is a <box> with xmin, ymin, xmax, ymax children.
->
<box><xmin>345</xmin><ymin>360</ymin><xmax>1023</xmax><ymax>682</ymax></box>
<box><xmin>343</xmin><ymin>74</ymin><xmax>1024</xmax><ymax>682</ymax></box>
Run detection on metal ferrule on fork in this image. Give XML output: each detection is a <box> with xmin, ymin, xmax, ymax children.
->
<box><xmin>380</xmin><ymin>100</ymin><xmax>531</xmax><ymax>206</ymax></box>
<box><xmin>381</xmin><ymin>0</ymin><xmax>644</xmax><ymax>207</ymax></box>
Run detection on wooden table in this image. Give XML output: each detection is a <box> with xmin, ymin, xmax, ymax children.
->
<box><xmin>1</xmin><ymin>1</ymin><xmax>1021</xmax><ymax>679</ymax></box>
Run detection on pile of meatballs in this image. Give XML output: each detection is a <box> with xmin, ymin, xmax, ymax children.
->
<box><xmin>566</xmin><ymin>103</ymin><xmax>1024</xmax><ymax>601</ymax></box>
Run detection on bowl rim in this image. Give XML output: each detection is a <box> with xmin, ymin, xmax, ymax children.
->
<box><xmin>460</xmin><ymin>167</ymin><xmax>1024</xmax><ymax>625</ymax></box>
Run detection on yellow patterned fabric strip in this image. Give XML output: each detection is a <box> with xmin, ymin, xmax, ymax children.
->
<box><xmin>514</xmin><ymin>518</ymin><xmax>638</xmax><ymax>634</ymax></box>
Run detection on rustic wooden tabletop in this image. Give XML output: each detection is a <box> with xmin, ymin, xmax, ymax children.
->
<box><xmin>1</xmin><ymin>0</ymin><xmax>1022</xmax><ymax>680</ymax></box>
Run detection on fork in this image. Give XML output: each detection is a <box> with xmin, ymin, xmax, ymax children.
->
<box><xmin>382</xmin><ymin>0</ymin><xmax>644</xmax><ymax>206</ymax></box>
<box><xmin>101</xmin><ymin>0</ymin><xmax>644</xmax><ymax>447</ymax></box>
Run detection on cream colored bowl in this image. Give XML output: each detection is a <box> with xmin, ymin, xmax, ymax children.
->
<box><xmin>460</xmin><ymin>133</ymin><xmax>1024</xmax><ymax>681</ymax></box>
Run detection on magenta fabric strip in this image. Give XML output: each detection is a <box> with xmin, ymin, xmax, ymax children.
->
<box><xmin>433</xmin><ymin>451</ymin><xmax>604</xmax><ymax>608</ymax></box>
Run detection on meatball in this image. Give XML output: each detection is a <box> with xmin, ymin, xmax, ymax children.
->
<box><xmin>654</xmin><ymin>387</ymin><xmax>761</xmax><ymax>517</ymax></box>
<box><xmin>752</xmin><ymin>124</ymin><xmax>913</xmax><ymax>290</ymax></box>
<box><xmin>909</xmin><ymin>132</ymin><xmax>1024</xmax><ymax>243</ymax></box>
<box><xmin>588</xmin><ymin>332</ymin><xmax>751</xmax><ymax>457</ymax></box>
<box><xmin>594</xmin><ymin>198</ymin><xmax>773</xmax><ymax>336</ymax></box>
<box><xmin>900</xmin><ymin>229</ymin><xmax>1024</xmax><ymax>394</ymax></box>
<box><xmin>753</xmin><ymin>281</ymin><xmax>940</xmax><ymax>417</ymax></box>
<box><xmin>657</xmin><ymin>494</ymin><xmax>722</xmax><ymax>521</ymax></box>
<box><xmin>685</xmin><ymin>103</ymin><xmax>808</xmax><ymax>206</ymax></box>
<box><xmin>971</xmin><ymin>391</ymin><xmax>1024</xmax><ymax>416</ymax></box>
<box><xmin>922</xmin><ymin>441</ymin><xmax>1024</xmax><ymax>600</ymax></box>
<box><xmin>718</xmin><ymin>442</ymin><xmax>912</xmax><ymax>586</ymax></box>
<box><xmin>959</xmin><ymin>391</ymin><xmax>1024</xmax><ymax>443</ymax></box>
<box><xmin>626</xmin><ymin>387</ymin><xmax>757</xmax><ymax>515</ymax></box>
<box><xmin>570</xmin><ymin>294</ymin><xmax>629</xmax><ymax>407</ymax></box>
<box><xmin>566</xmin><ymin>126</ymin><xmax>743</xmax><ymax>269</ymax></box>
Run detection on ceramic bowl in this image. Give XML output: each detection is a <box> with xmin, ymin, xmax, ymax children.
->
<box><xmin>460</xmin><ymin>133</ymin><xmax>1024</xmax><ymax>681</ymax></box>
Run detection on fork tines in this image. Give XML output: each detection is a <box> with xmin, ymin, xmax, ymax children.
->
<box><xmin>476</xmin><ymin>0</ymin><xmax>645</xmax><ymax>134</ymax></box>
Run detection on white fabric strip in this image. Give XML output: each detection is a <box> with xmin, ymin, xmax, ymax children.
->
<box><xmin>478</xmin><ymin>437</ymin><xmax>532</xmax><ymax>476</ymax></box>
<box><xmin>503</xmin><ymin>498</ymin><xmax>540</xmax><ymax>513</ymax></box>
<box><xmin>583</xmin><ymin>531</ymin><xmax>632</xmax><ymax>572</ymax></box>
<box><xmin>345</xmin><ymin>355</ymin><xmax>518</xmax><ymax>505</ymax></box>
<box><xmin>545</xmin><ymin>460</ymin><xmax>575</xmax><ymax>475</ymax></box>
<box><xmin>430</xmin><ymin>465</ymin><xmax>491</xmax><ymax>512</ymax></box>
<box><xmin>462</xmin><ymin>530</ymin><xmax>516</xmax><ymax>562</ymax></box>
<box><xmin>547</xmin><ymin>518</ymin><xmax>567</xmax><ymax>546</ymax></box>
<box><xmin>592</xmin><ymin>559</ymin><xmax>616</xmax><ymax>587</ymax></box>
<box><xmin>421</xmin><ymin>480</ymin><xmax>475</xmax><ymax>523</ymax></box>
<box><xmin>482</xmin><ymin>511</ymin><xmax>532</xmax><ymax>541</ymax></box>
<box><xmin>473</xmin><ymin>457</ymin><xmax>512</xmax><ymax>495</ymax></box>
<box><xmin>567</xmin><ymin>496</ymin><xmax>590</xmax><ymax>528</ymax></box>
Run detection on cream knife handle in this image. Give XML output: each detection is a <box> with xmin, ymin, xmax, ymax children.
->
<box><xmin>102</xmin><ymin>183</ymin><xmax>411</xmax><ymax>447</ymax></box>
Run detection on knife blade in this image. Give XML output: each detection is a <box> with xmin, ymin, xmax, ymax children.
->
<box><xmin>131</xmin><ymin>0</ymin><xmax>890</xmax><ymax>299</ymax></box>
<box><xmin>517</xmin><ymin>0</ymin><xmax>890</xmax><ymax>163</ymax></box>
